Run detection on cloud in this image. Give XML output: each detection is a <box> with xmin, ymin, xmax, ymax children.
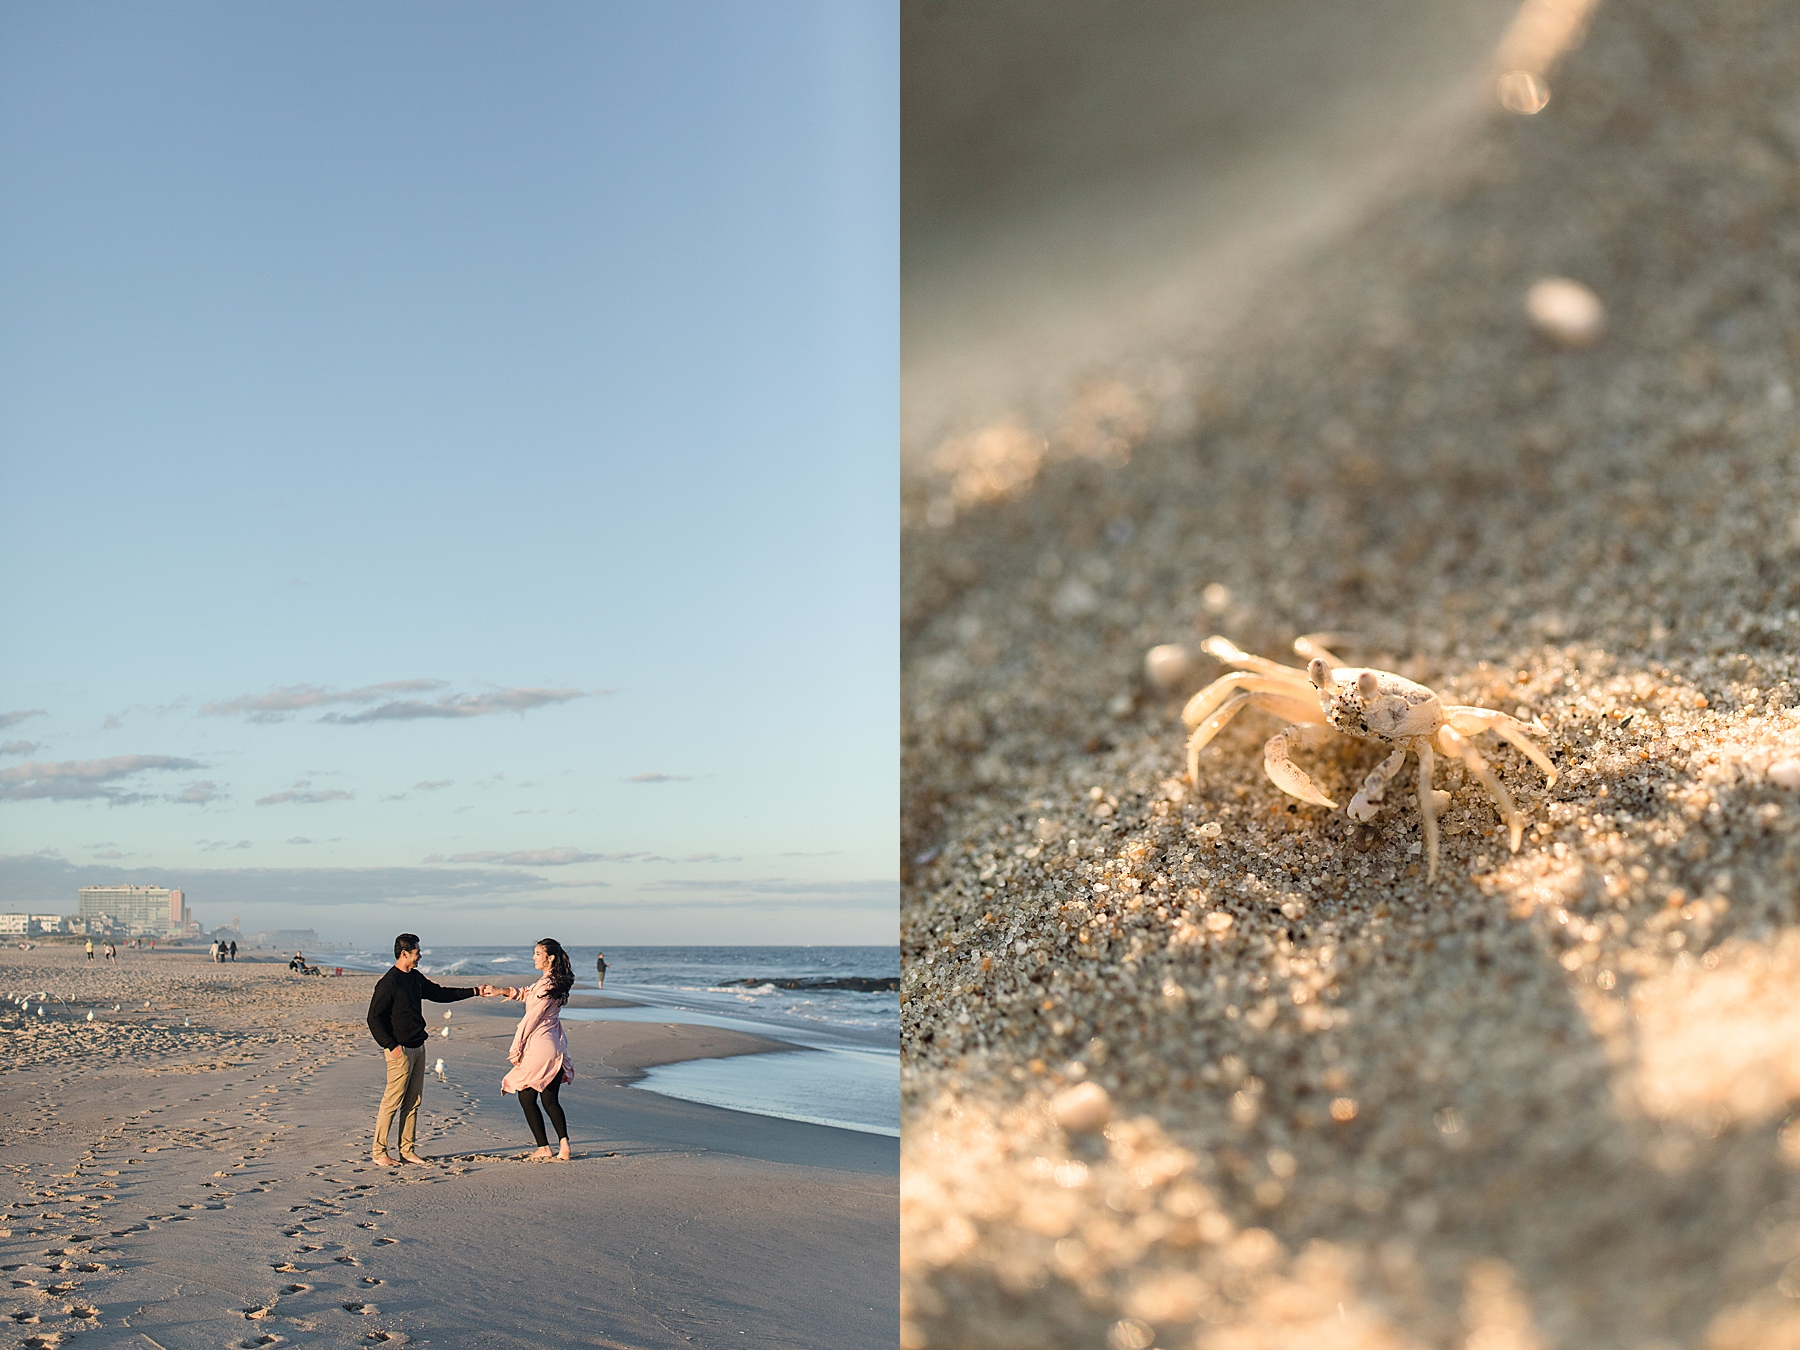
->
<box><xmin>0</xmin><ymin>852</ymin><xmax>578</xmax><ymax>911</ymax></box>
<box><xmin>0</xmin><ymin>755</ymin><xmax>204</xmax><ymax>804</ymax></box>
<box><xmin>255</xmin><ymin>788</ymin><xmax>354</xmax><ymax>807</ymax></box>
<box><xmin>414</xmin><ymin>780</ymin><xmax>453</xmax><ymax>791</ymax></box>
<box><xmin>287</xmin><ymin>837</ymin><xmax>314</xmax><ymax>845</ymax></box>
<box><xmin>174</xmin><ymin>780</ymin><xmax>223</xmax><ymax>805</ymax></box>
<box><xmin>321</xmin><ymin>687</ymin><xmax>593</xmax><ymax>725</ymax></box>
<box><xmin>639</xmin><ymin>877</ymin><xmax>898</xmax><ymax>909</ymax></box>
<box><xmin>102</xmin><ymin>713</ymin><xmax>124</xmax><ymax>730</ymax></box>
<box><xmin>413</xmin><ymin>849</ymin><xmax>760</xmax><ymax>866</ymax></box>
<box><xmin>94</xmin><ymin>850</ymin><xmax>126</xmax><ymax>860</ymax></box>
<box><xmin>1</xmin><ymin>741</ymin><xmax>44</xmax><ymax>757</ymax></box>
<box><xmin>626</xmin><ymin>772</ymin><xmax>691</xmax><ymax>783</ymax></box>
<box><xmin>198</xmin><ymin>839</ymin><xmax>252</xmax><ymax>853</ymax></box>
<box><xmin>425</xmin><ymin>848</ymin><xmax>607</xmax><ymax>866</ymax></box>
<box><xmin>199</xmin><ymin>679</ymin><xmax>446</xmax><ymax>723</ymax></box>
<box><xmin>0</xmin><ymin>710</ymin><xmax>47</xmax><ymax>729</ymax></box>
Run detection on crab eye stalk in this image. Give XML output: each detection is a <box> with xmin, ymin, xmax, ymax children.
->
<box><xmin>1356</xmin><ymin>671</ymin><xmax>1380</xmax><ymax>700</ymax></box>
<box><xmin>1307</xmin><ymin>657</ymin><xmax>1332</xmax><ymax>689</ymax></box>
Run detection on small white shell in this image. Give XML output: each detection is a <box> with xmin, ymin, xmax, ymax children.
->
<box><xmin>1052</xmin><ymin>1082</ymin><xmax>1112</xmax><ymax>1133</ymax></box>
<box><xmin>1144</xmin><ymin>644</ymin><xmax>1194</xmax><ymax>692</ymax></box>
<box><xmin>1526</xmin><ymin>278</ymin><xmax>1605</xmax><ymax>347</ymax></box>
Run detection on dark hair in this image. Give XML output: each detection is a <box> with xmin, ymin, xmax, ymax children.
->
<box><xmin>536</xmin><ymin>938</ymin><xmax>574</xmax><ymax>1004</ymax></box>
<box><xmin>394</xmin><ymin>933</ymin><xmax>420</xmax><ymax>960</ymax></box>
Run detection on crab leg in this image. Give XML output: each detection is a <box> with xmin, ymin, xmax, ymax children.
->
<box><xmin>1200</xmin><ymin>636</ymin><xmax>1314</xmax><ymax>685</ymax></box>
<box><xmin>1263</xmin><ymin>722</ymin><xmax>1338</xmax><ymax>808</ymax></box>
<box><xmin>1416</xmin><ymin>737</ymin><xmax>1441</xmax><ymax>882</ymax></box>
<box><xmin>1292</xmin><ymin>633</ymin><xmax>1351</xmax><ymax>669</ymax></box>
<box><xmin>1186</xmin><ymin>690</ymin><xmax>1326</xmax><ymax>785</ymax></box>
<box><xmin>1436</xmin><ymin>724</ymin><xmax>1523</xmax><ymax>852</ymax></box>
<box><xmin>1444</xmin><ymin>706</ymin><xmax>1557</xmax><ymax>785</ymax></box>
<box><xmin>1181</xmin><ymin>671</ymin><xmax>1319</xmax><ymax>732</ymax></box>
<box><xmin>1347</xmin><ymin>747</ymin><xmax>1408</xmax><ymax>822</ymax></box>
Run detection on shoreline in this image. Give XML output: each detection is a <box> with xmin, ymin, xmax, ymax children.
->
<box><xmin>0</xmin><ymin>944</ymin><xmax>896</xmax><ymax>1348</ymax></box>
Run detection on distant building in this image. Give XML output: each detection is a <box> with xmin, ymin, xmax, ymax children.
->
<box><xmin>77</xmin><ymin>885</ymin><xmax>192</xmax><ymax>936</ymax></box>
<box><xmin>3</xmin><ymin>914</ymin><xmax>78</xmax><ymax>936</ymax></box>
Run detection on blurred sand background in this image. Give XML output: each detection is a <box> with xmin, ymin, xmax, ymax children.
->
<box><xmin>901</xmin><ymin>1</ymin><xmax>1800</xmax><ymax>1347</ymax></box>
<box><xmin>0</xmin><ymin>945</ymin><xmax>896</xmax><ymax>1349</ymax></box>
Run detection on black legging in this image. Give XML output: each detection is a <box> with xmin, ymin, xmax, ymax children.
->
<box><xmin>517</xmin><ymin>1080</ymin><xmax>567</xmax><ymax>1147</ymax></box>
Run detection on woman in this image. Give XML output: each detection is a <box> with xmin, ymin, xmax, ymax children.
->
<box><xmin>492</xmin><ymin>938</ymin><xmax>576</xmax><ymax>1161</ymax></box>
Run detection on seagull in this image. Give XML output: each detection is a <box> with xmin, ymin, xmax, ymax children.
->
<box><xmin>441</xmin><ymin>1025</ymin><xmax>451</xmax><ymax>1038</ymax></box>
<box><xmin>443</xmin><ymin>1009</ymin><xmax>453</xmax><ymax>1020</ymax></box>
<box><xmin>435</xmin><ymin>1058</ymin><xmax>446</xmax><ymax>1078</ymax></box>
<box><xmin>86</xmin><ymin>1011</ymin><xmax>94</xmax><ymax>1022</ymax></box>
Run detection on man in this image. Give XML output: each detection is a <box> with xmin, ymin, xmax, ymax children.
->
<box><xmin>366</xmin><ymin>933</ymin><xmax>487</xmax><ymax>1166</ymax></box>
<box><xmin>85</xmin><ymin>939</ymin><xmax>93</xmax><ymax>961</ymax></box>
<box><xmin>229</xmin><ymin>939</ymin><xmax>237</xmax><ymax>962</ymax></box>
<box><xmin>595</xmin><ymin>950</ymin><xmax>607</xmax><ymax>989</ymax></box>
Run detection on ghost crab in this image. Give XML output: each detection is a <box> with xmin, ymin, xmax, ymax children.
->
<box><xmin>1182</xmin><ymin>635</ymin><xmax>1556</xmax><ymax>881</ymax></box>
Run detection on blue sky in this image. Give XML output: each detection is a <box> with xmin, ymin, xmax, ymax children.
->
<box><xmin>0</xmin><ymin>3</ymin><xmax>897</xmax><ymax>946</ymax></box>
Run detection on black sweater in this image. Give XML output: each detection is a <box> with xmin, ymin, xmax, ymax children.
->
<box><xmin>366</xmin><ymin>966</ymin><xmax>477</xmax><ymax>1050</ymax></box>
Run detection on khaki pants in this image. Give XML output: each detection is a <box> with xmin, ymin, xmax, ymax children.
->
<box><xmin>373</xmin><ymin>1044</ymin><xmax>426</xmax><ymax>1159</ymax></box>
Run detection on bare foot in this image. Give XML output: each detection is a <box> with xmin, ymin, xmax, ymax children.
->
<box><xmin>527</xmin><ymin>1146</ymin><xmax>554</xmax><ymax>1162</ymax></box>
<box><xmin>556</xmin><ymin>1140</ymin><xmax>571</xmax><ymax>1161</ymax></box>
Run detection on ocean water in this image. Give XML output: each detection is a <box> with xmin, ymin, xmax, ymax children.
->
<box><xmin>332</xmin><ymin>945</ymin><xmax>899</xmax><ymax>1136</ymax></box>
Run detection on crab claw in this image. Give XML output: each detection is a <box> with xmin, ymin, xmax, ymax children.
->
<box><xmin>1263</xmin><ymin>726</ymin><xmax>1337</xmax><ymax>808</ymax></box>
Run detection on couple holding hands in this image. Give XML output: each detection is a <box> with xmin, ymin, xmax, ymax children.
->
<box><xmin>366</xmin><ymin>932</ymin><xmax>577</xmax><ymax>1164</ymax></box>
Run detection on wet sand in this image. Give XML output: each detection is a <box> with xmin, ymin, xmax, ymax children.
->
<box><xmin>0</xmin><ymin>945</ymin><xmax>896</xmax><ymax>1349</ymax></box>
<box><xmin>902</xmin><ymin>0</ymin><xmax>1800</xmax><ymax>1346</ymax></box>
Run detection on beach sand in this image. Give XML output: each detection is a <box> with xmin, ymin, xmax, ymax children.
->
<box><xmin>0</xmin><ymin>944</ymin><xmax>896</xmax><ymax>1349</ymax></box>
<box><xmin>901</xmin><ymin>0</ymin><xmax>1800</xmax><ymax>1346</ymax></box>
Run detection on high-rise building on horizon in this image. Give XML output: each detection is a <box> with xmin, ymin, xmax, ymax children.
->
<box><xmin>77</xmin><ymin>885</ymin><xmax>190</xmax><ymax>936</ymax></box>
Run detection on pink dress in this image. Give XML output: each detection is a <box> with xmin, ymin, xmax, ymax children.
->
<box><xmin>500</xmin><ymin>976</ymin><xmax>574</xmax><ymax>1094</ymax></box>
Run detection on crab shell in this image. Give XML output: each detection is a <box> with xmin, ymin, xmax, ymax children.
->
<box><xmin>1307</xmin><ymin>658</ymin><xmax>1444</xmax><ymax>742</ymax></box>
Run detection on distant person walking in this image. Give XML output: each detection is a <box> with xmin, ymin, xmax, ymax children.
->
<box><xmin>229</xmin><ymin>940</ymin><xmax>237</xmax><ymax>962</ymax></box>
<box><xmin>85</xmin><ymin>939</ymin><xmax>93</xmax><ymax>961</ymax></box>
<box><xmin>595</xmin><ymin>950</ymin><xmax>607</xmax><ymax>989</ymax></box>
<box><xmin>366</xmin><ymin>933</ymin><xmax>488</xmax><ymax>1166</ymax></box>
<box><xmin>208</xmin><ymin>940</ymin><xmax>219</xmax><ymax>963</ymax></box>
<box><xmin>498</xmin><ymin>938</ymin><xmax>577</xmax><ymax>1161</ymax></box>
